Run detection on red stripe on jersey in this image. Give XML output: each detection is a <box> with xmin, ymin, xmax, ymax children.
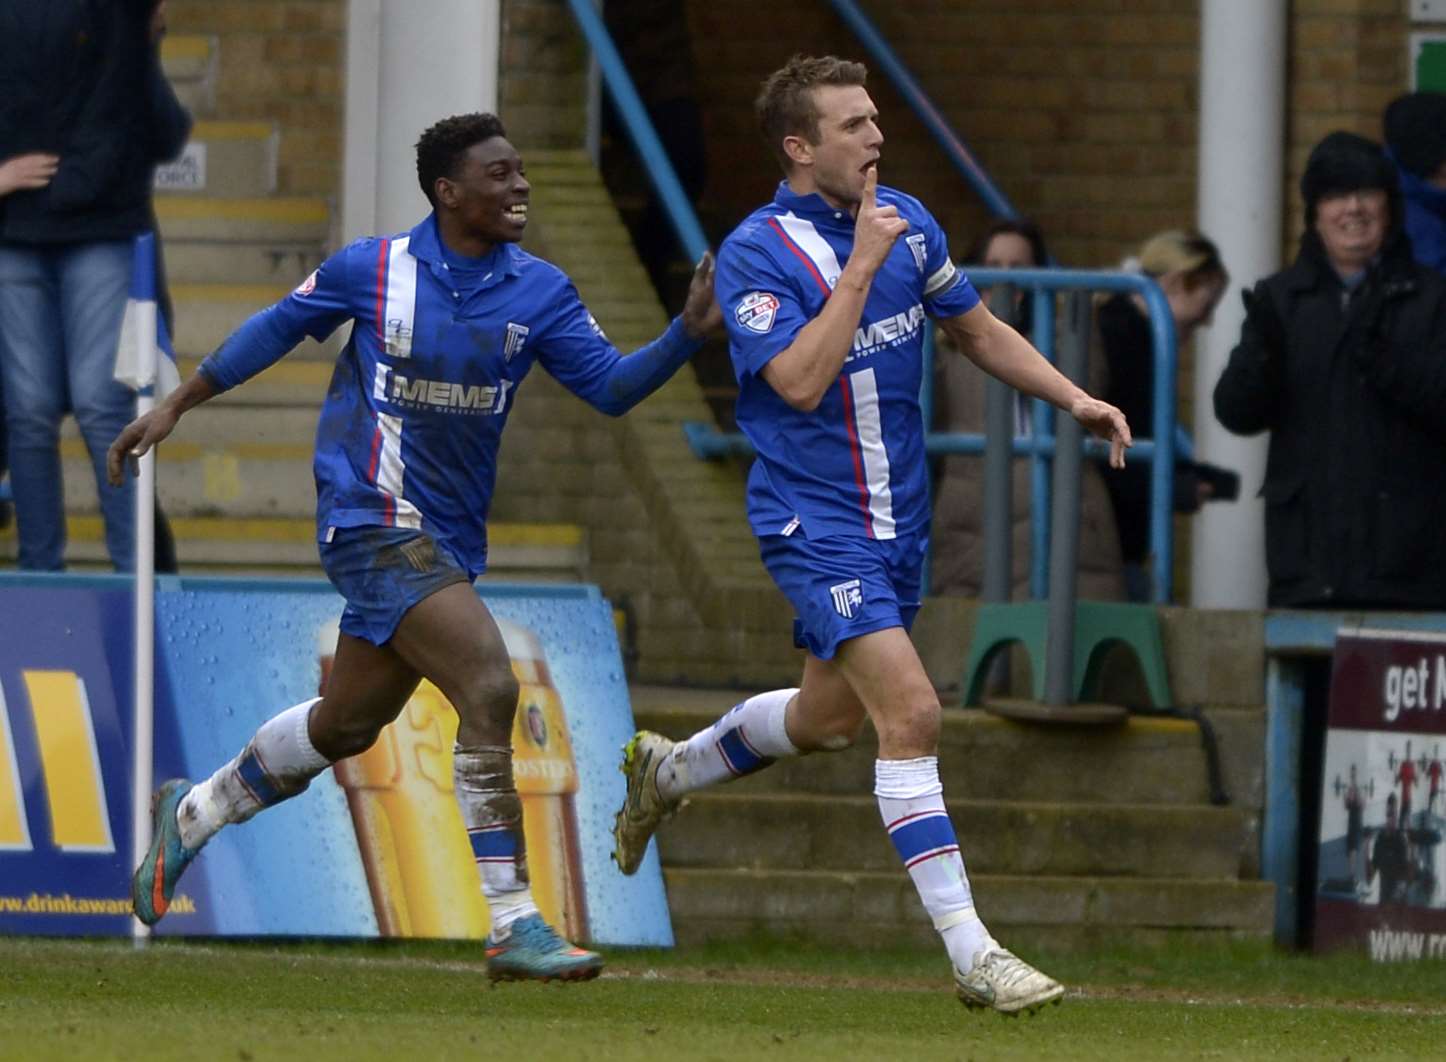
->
<box><xmin>374</xmin><ymin>239</ymin><xmax>389</xmax><ymax>344</ymax></box>
<box><xmin>837</xmin><ymin>377</ymin><xmax>875</xmax><ymax>538</ymax></box>
<box><xmin>766</xmin><ymin>217</ymin><xmax>832</xmax><ymax>296</ymax></box>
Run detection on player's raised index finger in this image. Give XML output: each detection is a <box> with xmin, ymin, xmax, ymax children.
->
<box><xmin>861</xmin><ymin>165</ymin><xmax>877</xmax><ymax>208</ymax></box>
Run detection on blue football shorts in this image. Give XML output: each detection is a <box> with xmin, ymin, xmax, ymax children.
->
<box><xmin>758</xmin><ymin>530</ymin><xmax>927</xmax><ymax>660</ymax></box>
<box><xmin>319</xmin><ymin>525</ymin><xmax>474</xmax><ymax>646</ymax></box>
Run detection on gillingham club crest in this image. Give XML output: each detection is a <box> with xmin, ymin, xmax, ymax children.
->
<box><xmin>829</xmin><ymin>579</ymin><xmax>864</xmax><ymax>619</ymax></box>
<box><xmin>735</xmin><ymin>291</ymin><xmax>780</xmax><ymax>334</ymax></box>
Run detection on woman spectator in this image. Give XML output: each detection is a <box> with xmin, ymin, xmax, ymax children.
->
<box><xmin>930</xmin><ymin>218</ymin><xmax>1124</xmax><ymax>600</ymax></box>
<box><xmin>1098</xmin><ymin>230</ymin><xmax>1229</xmax><ymax>601</ymax></box>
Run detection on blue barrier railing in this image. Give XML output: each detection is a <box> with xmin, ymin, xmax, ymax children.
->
<box><xmin>827</xmin><ymin>0</ymin><xmax>1020</xmax><ymax>221</ymax></box>
<box><xmin>684</xmin><ymin>268</ymin><xmax>1180</xmax><ymax>604</ymax></box>
<box><xmin>564</xmin><ymin>0</ymin><xmax>709</xmax><ymax>263</ymax></box>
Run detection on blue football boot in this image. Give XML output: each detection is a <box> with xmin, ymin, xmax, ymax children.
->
<box><xmin>131</xmin><ymin>779</ymin><xmax>202</xmax><ymax>926</ymax></box>
<box><xmin>485</xmin><ymin>913</ymin><xmax>603</xmax><ymax>983</ymax></box>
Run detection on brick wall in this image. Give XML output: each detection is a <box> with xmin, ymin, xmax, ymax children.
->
<box><xmin>499</xmin><ymin>0</ymin><xmax>590</xmax><ymax>148</ymax></box>
<box><xmin>167</xmin><ymin>0</ymin><xmax>346</xmax><ymax>199</ymax></box>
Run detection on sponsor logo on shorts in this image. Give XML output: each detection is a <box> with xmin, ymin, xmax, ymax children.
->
<box><xmin>735</xmin><ymin>291</ymin><xmax>780</xmax><ymax>334</ymax></box>
<box><xmin>830</xmin><ymin>578</ymin><xmax>863</xmax><ymax>619</ymax></box>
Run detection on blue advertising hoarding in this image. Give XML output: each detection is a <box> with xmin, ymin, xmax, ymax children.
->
<box><xmin>0</xmin><ymin>575</ymin><xmax>672</xmax><ymax>946</ymax></box>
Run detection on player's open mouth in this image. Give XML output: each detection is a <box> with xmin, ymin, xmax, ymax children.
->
<box><xmin>860</xmin><ymin>160</ymin><xmax>878</xmax><ymax>174</ymax></box>
<box><xmin>504</xmin><ymin>203</ymin><xmax>529</xmax><ymax>223</ymax></box>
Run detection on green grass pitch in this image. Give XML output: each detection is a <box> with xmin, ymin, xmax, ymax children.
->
<box><xmin>2</xmin><ymin>934</ymin><xmax>1444</xmax><ymax>1060</ymax></box>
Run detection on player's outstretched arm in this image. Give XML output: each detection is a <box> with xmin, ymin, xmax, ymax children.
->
<box><xmin>759</xmin><ymin>166</ymin><xmax>907</xmax><ymax>412</ymax></box>
<box><xmin>106</xmin><ymin>370</ymin><xmax>220</xmax><ymax>485</ymax></box>
<box><xmin>939</xmin><ymin>300</ymin><xmax>1132</xmax><ymax>468</ymax></box>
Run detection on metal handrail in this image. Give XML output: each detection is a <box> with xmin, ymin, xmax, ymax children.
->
<box><xmin>684</xmin><ymin>268</ymin><xmax>1180</xmax><ymax>603</ymax></box>
<box><xmin>563</xmin><ymin>0</ymin><xmax>709</xmax><ymax>261</ymax></box>
<box><xmin>826</xmin><ymin>0</ymin><xmax>1019</xmax><ymax>220</ymax></box>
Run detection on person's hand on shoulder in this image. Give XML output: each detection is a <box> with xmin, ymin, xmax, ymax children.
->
<box><xmin>681</xmin><ymin>251</ymin><xmax>724</xmax><ymax>339</ymax></box>
<box><xmin>0</xmin><ymin>153</ymin><xmax>59</xmax><ymax>197</ymax></box>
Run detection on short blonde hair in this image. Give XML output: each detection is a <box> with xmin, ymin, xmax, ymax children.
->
<box><xmin>1136</xmin><ymin>230</ymin><xmax>1226</xmax><ymax>290</ymax></box>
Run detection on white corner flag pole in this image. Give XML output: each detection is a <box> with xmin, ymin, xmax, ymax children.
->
<box><xmin>129</xmin><ymin>236</ymin><xmax>159</xmax><ymax>943</ymax></box>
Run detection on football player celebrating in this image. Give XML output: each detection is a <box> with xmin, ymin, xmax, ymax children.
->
<box><xmin>110</xmin><ymin>112</ymin><xmax>721</xmax><ymax>981</ymax></box>
<box><xmin>613</xmin><ymin>55</ymin><xmax>1129</xmax><ymax>1015</ymax></box>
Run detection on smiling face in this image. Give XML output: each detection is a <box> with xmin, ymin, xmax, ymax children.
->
<box><xmin>1313</xmin><ymin>188</ymin><xmax>1389</xmax><ymax>275</ymax></box>
<box><xmin>434</xmin><ymin>136</ymin><xmax>531</xmax><ymax>253</ymax></box>
<box><xmin>784</xmin><ymin>84</ymin><xmax>882</xmax><ymax>210</ymax></box>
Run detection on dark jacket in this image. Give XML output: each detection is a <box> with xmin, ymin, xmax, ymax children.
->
<box><xmin>0</xmin><ymin>0</ymin><xmax>190</xmax><ymax>245</ymax></box>
<box><xmin>1213</xmin><ymin>229</ymin><xmax>1446</xmax><ymax>608</ymax></box>
<box><xmin>1096</xmin><ymin>293</ymin><xmax>1204</xmax><ymax>566</ymax></box>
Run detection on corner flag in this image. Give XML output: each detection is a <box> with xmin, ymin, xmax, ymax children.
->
<box><xmin>113</xmin><ymin>232</ymin><xmax>181</xmax><ymax>397</ymax></box>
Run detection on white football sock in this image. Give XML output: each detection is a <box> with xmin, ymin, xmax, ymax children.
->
<box><xmin>656</xmin><ymin>688</ymin><xmax>800</xmax><ymax>802</ymax></box>
<box><xmin>875</xmin><ymin>756</ymin><xmax>993</xmax><ymax>972</ymax></box>
<box><xmin>177</xmin><ymin>698</ymin><xmax>328</xmax><ymax>850</ymax></box>
<box><xmin>452</xmin><ymin>745</ymin><xmax>540</xmax><ymax>937</ymax></box>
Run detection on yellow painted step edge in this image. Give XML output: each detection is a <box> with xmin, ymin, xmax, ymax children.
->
<box><xmin>160</xmin><ymin>36</ymin><xmax>212</xmax><ymax>62</ymax></box>
<box><xmin>3</xmin><ymin>517</ymin><xmax>582</xmax><ymax>548</ymax></box>
<box><xmin>155</xmin><ymin>198</ymin><xmax>329</xmax><ymax>224</ymax></box>
<box><xmin>190</xmin><ymin>120</ymin><xmax>276</xmax><ymax>142</ymax></box>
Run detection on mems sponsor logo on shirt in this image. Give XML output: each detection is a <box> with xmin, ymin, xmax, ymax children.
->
<box><xmin>373</xmin><ymin>365</ymin><xmax>514</xmax><ymax>415</ymax></box>
<box><xmin>846</xmin><ymin>303</ymin><xmax>925</xmax><ymax>362</ymax></box>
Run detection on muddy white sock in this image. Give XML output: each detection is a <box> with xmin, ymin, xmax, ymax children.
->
<box><xmin>656</xmin><ymin>688</ymin><xmax>800</xmax><ymax>801</ymax></box>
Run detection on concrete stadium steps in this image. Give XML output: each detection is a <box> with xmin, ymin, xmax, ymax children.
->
<box><xmin>175</xmin><ymin>358</ymin><xmax>334</xmax><ymax>406</ymax></box>
<box><xmin>166</xmin><ymin>242</ymin><xmax>324</xmax><ymax>287</ymax></box>
<box><xmin>160</xmin><ymin>35</ymin><xmax>217</xmax><ymax>116</ymax></box>
<box><xmin>662</xmin><ymin>868</ymin><xmax>1276</xmax><ymax>950</ymax></box>
<box><xmin>0</xmin><ymin>516</ymin><xmax>588</xmax><ymax>580</ymax></box>
<box><xmin>155</xmin><ymin>196</ymin><xmax>330</xmax><ymax>243</ymax></box>
<box><xmin>167</xmin><ymin>281</ymin><xmax>343</xmax><ymax>360</ymax></box>
<box><xmin>159</xmin><ymin>120</ymin><xmax>279</xmax><ymax>199</ymax></box>
<box><xmin>630</xmin><ymin>694</ymin><xmax>1217</xmax><ymax>806</ymax></box>
<box><xmin>657</xmin><ymin>792</ymin><xmax>1253</xmax><ymax>880</ymax></box>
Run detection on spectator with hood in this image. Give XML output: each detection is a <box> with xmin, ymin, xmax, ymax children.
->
<box><xmin>1214</xmin><ymin>131</ymin><xmax>1446</xmax><ymax>609</ymax></box>
<box><xmin>1383</xmin><ymin>91</ymin><xmax>1446</xmax><ymax>277</ymax></box>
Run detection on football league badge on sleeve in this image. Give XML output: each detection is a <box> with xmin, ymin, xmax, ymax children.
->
<box><xmin>830</xmin><ymin>579</ymin><xmax>864</xmax><ymax>619</ymax></box>
<box><xmin>735</xmin><ymin>291</ymin><xmax>780</xmax><ymax>334</ymax></box>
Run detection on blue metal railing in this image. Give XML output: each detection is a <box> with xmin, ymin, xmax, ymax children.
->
<box><xmin>827</xmin><ymin>0</ymin><xmax>1020</xmax><ymax>221</ymax></box>
<box><xmin>685</xmin><ymin>268</ymin><xmax>1180</xmax><ymax>603</ymax></box>
<box><xmin>564</xmin><ymin>0</ymin><xmax>709</xmax><ymax>262</ymax></box>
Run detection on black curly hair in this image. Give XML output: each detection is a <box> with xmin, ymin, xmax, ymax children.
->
<box><xmin>415</xmin><ymin>113</ymin><xmax>508</xmax><ymax>207</ymax></box>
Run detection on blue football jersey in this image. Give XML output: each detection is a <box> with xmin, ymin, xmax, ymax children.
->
<box><xmin>200</xmin><ymin>213</ymin><xmax>698</xmax><ymax>572</ymax></box>
<box><xmin>716</xmin><ymin>182</ymin><xmax>980</xmax><ymax>541</ymax></box>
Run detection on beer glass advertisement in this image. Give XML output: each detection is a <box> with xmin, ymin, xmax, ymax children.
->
<box><xmin>0</xmin><ymin>578</ymin><xmax>672</xmax><ymax>946</ymax></box>
<box><xmin>1315</xmin><ymin>629</ymin><xmax>1446</xmax><ymax>961</ymax></box>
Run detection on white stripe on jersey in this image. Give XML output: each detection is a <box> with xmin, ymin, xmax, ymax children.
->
<box><xmin>777</xmin><ymin>212</ymin><xmax>842</xmax><ymax>289</ymax></box>
<box><xmin>383</xmin><ymin>236</ymin><xmax>416</xmax><ymax>358</ymax></box>
<box><xmin>848</xmin><ymin>368</ymin><xmax>896</xmax><ymax>540</ymax></box>
<box><xmin>376</xmin><ymin>413</ymin><xmax>422</xmax><ymax>529</ymax></box>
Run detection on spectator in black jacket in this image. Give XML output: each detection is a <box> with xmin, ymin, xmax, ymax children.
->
<box><xmin>0</xmin><ymin>0</ymin><xmax>189</xmax><ymax>571</ymax></box>
<box><xmin>1214</xmin><ymin>131</ymin><xmax>1446</xmax><ymax>609</ymax></box>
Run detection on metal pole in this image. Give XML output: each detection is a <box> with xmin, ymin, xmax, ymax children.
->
<box><xmin>1044</xmin><ymin>292</ymin><xmax>1091</xmax><ymax>706</ymax></box>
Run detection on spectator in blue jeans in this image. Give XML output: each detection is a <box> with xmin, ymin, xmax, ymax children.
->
<box><xmin>0</xmin><ymin>151</ymin><xmax>60</xmax><ymax>530</ymax></box>
<box><xmin>0</xmin><ymin>0</ymin><xmax>189</xmax><ymax>570</ymax></box>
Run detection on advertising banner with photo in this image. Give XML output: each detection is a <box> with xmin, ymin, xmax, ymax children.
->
<box><xmin>1315</xmin><ymin>629</ymin><xmax>1446</xmax><ymax>961</ymax></box>
<box><xmin>0</xmin><ymin>576</ymin><xmax>671</xmax><ymax>946</ymax></box>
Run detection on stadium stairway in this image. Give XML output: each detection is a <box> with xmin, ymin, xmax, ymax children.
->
<box><xmin>631</xmin><ymin>685</ymin><xmax>1274</xmax><ymax>953</ymax></box>
<box><xmin>0</xmin><ymin>35</ymin><xmax>586</xmax><ymax>583</ymax></box>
